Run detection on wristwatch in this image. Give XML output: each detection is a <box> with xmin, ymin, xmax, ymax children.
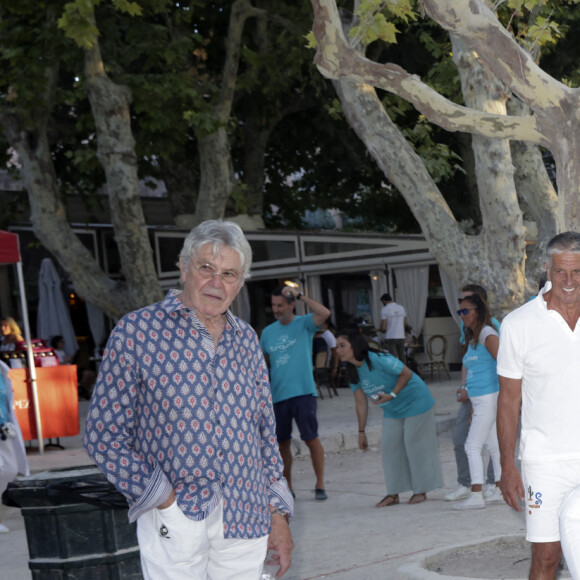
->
<box><xmin>296</xmin><ymin>292</ymin><xmax>303</xmax><ymax>300</ymax></box>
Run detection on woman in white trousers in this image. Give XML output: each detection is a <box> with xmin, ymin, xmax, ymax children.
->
<box><xmin>453</xmin><ymin>293</ymin><xmax>503</xmax><ymax>510</ymax></box>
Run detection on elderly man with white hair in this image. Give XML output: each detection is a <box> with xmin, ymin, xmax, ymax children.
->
<box><xmin>85</xmin><ymin>220</ymin><xmax>293</xmax><ymax>580</ymax></box>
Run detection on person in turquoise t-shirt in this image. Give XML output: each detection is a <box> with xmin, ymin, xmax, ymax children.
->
<box><xmin>445</xmin><ymin>283</ymin><xmax>500</xmax><ymax>504</ymax></box>
<box><xmin>260</xmin><ymin>286</ymin><xmax>331</xmax><ymax>501</ymax></box>
<box><xmin>336</xmin><ymin>328</ymin><xmax>443</xmax><ymax>508</ymax></box>
<box><xmin>452</xmin><ymin>293</ymin><xmax>502</xmax><ymax>511</ymax></box>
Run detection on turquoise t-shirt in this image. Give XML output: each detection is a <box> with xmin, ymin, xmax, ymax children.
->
<box><xmin>459</xmin><ymin>317</ymin><xmax>501</xmax><ymax>345</ymax></box>
<box><xmin>0</xmin><ymin>371</ymin><xmax>10</xmax><ymax>425</ymax></box>
<box><xmin>260</xmin><ymin>313</ymin><xmax>320</xmax><ymax>404</ymax></box>
<box><xmin>462</xmin><ymin>326</ymin><xmax>499</xmax><ymax>397</ymax></box>
<box><xmin>349</xmin><ymin>352</ymin><xmax>434</xmax><ymax>419</ymax></box>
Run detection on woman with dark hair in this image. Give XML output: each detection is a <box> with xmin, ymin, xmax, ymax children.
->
<box><xmin>336</xmin><ymin>329</ymin><xmax>443</xmax><ymax>507</ymax></box>
<box><xmin>453</xmin><ymin>293</ymin><xmax>502</xmax><ymax>510</ymax></box>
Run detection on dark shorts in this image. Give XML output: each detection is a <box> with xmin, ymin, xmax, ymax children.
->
<box><xmin>274</xmin><ymin>394</ymin><xmax>319</xmax><ymax>443</ymax></box>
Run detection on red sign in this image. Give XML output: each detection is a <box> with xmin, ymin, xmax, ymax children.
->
<box><xmin>0</xmin><ymin>229</ymin><xmax>21</xmax><ymax>264</ymax></box>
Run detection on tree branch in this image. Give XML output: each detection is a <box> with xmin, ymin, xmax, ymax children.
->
<box><xmin>311</xmin><ymin>0</ymin><xmax>544</xmax><ymax>144</ymax></box>
<box><xmin>423</xmin><ymin>0</ymin><xmax>571</xmax><ymax>112</ymax></box>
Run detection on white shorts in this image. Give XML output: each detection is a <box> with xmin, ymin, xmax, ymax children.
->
<box><xmin>522</xmin><ymin>459</ymin><xmax>580</xmax><ymax>543</ymax></box>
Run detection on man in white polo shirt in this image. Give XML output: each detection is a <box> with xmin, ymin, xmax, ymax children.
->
<box><xmin>497</xmin><ymin>231</ymin><xmax>580</xmax><ymax>580</ymax></box>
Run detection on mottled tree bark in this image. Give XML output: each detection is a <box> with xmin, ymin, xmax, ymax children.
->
<box><xmin>451</xmin><ymin>35</ymin><xmax>526</xmax><ymax>311</ymax></box>
<box><xmin>507</xmin><ymin>98</ymin><xmax>559</xmax><ymax>292</ymax></box>
<box><xmin>85</xmin><ymin>41</ymin><xmax>164</xmax><ymax>312</ymax></box>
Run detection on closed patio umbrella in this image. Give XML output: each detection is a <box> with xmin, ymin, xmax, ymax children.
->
<box><xmin>37</xmin><ymin>258</ymin><xmax>78</xmax><ymax>359</ymax></box>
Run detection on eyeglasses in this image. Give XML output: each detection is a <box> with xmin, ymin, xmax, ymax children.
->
<box><xmin>193</xmin><ymin>263</ymin><xmax>241</xmax><ymax>284</ymax></box>
<box><xmin>457</xmin><ymin>308</ymin><xmax>477</xmax><ymax>316</ymax></box>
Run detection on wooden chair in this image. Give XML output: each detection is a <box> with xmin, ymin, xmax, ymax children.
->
<box><xmin>417</xmin><ymin>334</ymin><xmax>450</xmax><ymax>381</ymax></box>
<box><xmin>335</xmin><ymin>363</ymin><xmax>350</xmax><ymax>390</ymax></box>
<box><xmin>314</xmin><ymin>350</ymin><xmax>335</xmax><ymax>398</ymax></box>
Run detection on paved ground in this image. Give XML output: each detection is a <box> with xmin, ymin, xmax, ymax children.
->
<box><xmin>0</xmin><ymin>372</ymin><xmax>540</xmax><ymax>579</ymax></box>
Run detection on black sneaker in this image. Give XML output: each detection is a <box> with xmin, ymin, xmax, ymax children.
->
<box><xmin>315</xmin><ymin>488</ymin><xmax>328</xmax><ymax>501</ymax></box>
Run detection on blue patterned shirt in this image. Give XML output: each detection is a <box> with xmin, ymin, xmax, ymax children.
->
<box><xmin>84</xmin><ymin>291</ymin><xmax>293</xmax><ymax>538</ymax></box>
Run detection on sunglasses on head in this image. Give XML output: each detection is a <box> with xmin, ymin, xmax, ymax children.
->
<box><xmin>457</xmin><ymin>307</ymin><xmax>476</xmax><ymax>316</ymax></box>
<box><xmin>458</xmin><ymin>294</ymin><xmax>475</xmax><ymax>304</ymax></box>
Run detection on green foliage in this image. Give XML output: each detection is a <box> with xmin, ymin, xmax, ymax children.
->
<box><xmin>407</xmin><ymin>117</ymin><xmax>464</xmax><ymax>183</ymax></box>
<box><xmin>527</xmin><ymin>17</ymin><xmax>563</xmax><ymax>48</ymax></box>
<box><xmin>347</xmin><ymin>0</ymin><xmax>416</xmax><ymax>47</ymax></box>
<box><xmin>112</xmin><ymin>0</ymin><xmax>143</xmax><ymax>16</ymax></box>
<box><xmin>58</xmin><ymin>0</ymin><xmax>101</xmax><ymax>49</ymax></box>
<box><xmin>325</xmin><ymin>98</ymin><xmax>344</xmax><ymax>121</ymax></box>
<box><xmin>262</xmin><ymin>101</ymin><xmax>422</xmax><ymax>233</ymax></box>
<box><xmin>57</xmin><ymin>0</ymin><xmax>143</xmax><ymax>49</ymax></box>
<box><xmin>227</xmin><ymin>182</ymin><xmax>250</xmax><ymax>215</ymax></box>
<box><xmin>350</xmin><ymin>14</ymin><xmax>398</xmax><ymax>45</ymax></box>
<box><xmin>305</xmin><ymin>31</ymin><xmax>317</xmax><ymax>49</ymax></box>
<box><xmin>504</xmin><ymin>0</ymin><xmax>540</xmax><ymax>10</ymax></box>
<box><xmin>537</xmin><ymin>3</ymin><xmax>580</xmax><ymax>87</ymax></box>
<box><xmin>494</xmin><ymin>0</ymin><xmax>576</xmax><ymax>57</ymax></box>
<box><xmin>0</xmin><ymin>1</ymin><xmax>79</xmax><ymax>127</ymax></box>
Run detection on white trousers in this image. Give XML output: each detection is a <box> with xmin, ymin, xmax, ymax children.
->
<box><xmin>464</xmin><ymin>392</ymin><xmax>501</xmax><ymax>486</ymax></box>
<box><xmin>137</xmin><ymin>501</ymin><xmax>268</xmax><ymax>580</ymax></box>
<box><xmin>560</xmin><ymin>485</ymin><xmax>580</xmax><ymax>579</ymax></box>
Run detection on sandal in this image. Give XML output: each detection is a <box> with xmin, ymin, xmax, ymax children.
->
<box><xmin>375</xmin><ymin>494</ymin><xmax>399</xmax><ymax>508</ymax></box>
<box><xmin>408</xmin><ymin>493</ymin><xmax>427</xmax><ymax>504</ymax></box>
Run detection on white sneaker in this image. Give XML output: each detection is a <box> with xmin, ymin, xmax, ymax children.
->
<box><xmin>485</xmin><ymin>486</ymin><xmax>504</xmax><ymax>504</ymax></box>
<box><xmin>0</xmin><ymin>523</ymin><xmax>9</xmax><ymax>533</ymax></box>
<box><xmin>453</xmin><ymin>492</ymin><xmax>485</xmax><ymax>510</ymax></box>
<box><xmin>444</xmin><ymin>485</ymin><xmax>471</xmax><ymax>502</ymax></box>
<box><xmin>483</xmin><ymin>483</ymin><xmax>495</xmax><ymax>499</ymax></box>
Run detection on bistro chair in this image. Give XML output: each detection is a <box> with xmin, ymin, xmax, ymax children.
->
<box><xmin>417</xmin><ymin>334</ymin><xmax>450</xmax><ymax>381</ymax></box>
<box><xmin>314</xmin><ymin>350</ymin><xmax>335</xmax><ymax>398</ymax></box>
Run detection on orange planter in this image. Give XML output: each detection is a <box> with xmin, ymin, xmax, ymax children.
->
<box><xmin>9</xmin><ymin>366</ymin><xmax>80</xmax><ymax>441</ymax></box>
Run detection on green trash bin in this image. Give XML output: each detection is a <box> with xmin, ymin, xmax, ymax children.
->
<box><xmin>4</xmin><ymin>465</ymin><xmax>142</xmax><ymax>580</ymax></box>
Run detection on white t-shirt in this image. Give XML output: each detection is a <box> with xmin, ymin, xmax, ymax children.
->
<box><xmin>497</xmin><ymin>282</ymin><xmax>580</xmax><ymax>461</ymax></box>
<box><xmin>380</xmin><ymin>302</ymin><xmax>406</xmax><ymax>339</ymax></box>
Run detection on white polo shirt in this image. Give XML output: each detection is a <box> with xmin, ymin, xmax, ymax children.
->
<box><xmin>380</xmin><ymin>302</ymin><xmax>406</xmax><ymax>339</ymax></box>
<box><xmin>497</xmin><ymin>282</ymin><xmax>580</xmax><ymax>461</ymax></box>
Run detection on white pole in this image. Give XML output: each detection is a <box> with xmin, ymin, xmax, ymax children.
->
<box><xmin>16</xmin><ymin>261</ymin><xmax>44</xmax><ymax>454</ymax></box>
